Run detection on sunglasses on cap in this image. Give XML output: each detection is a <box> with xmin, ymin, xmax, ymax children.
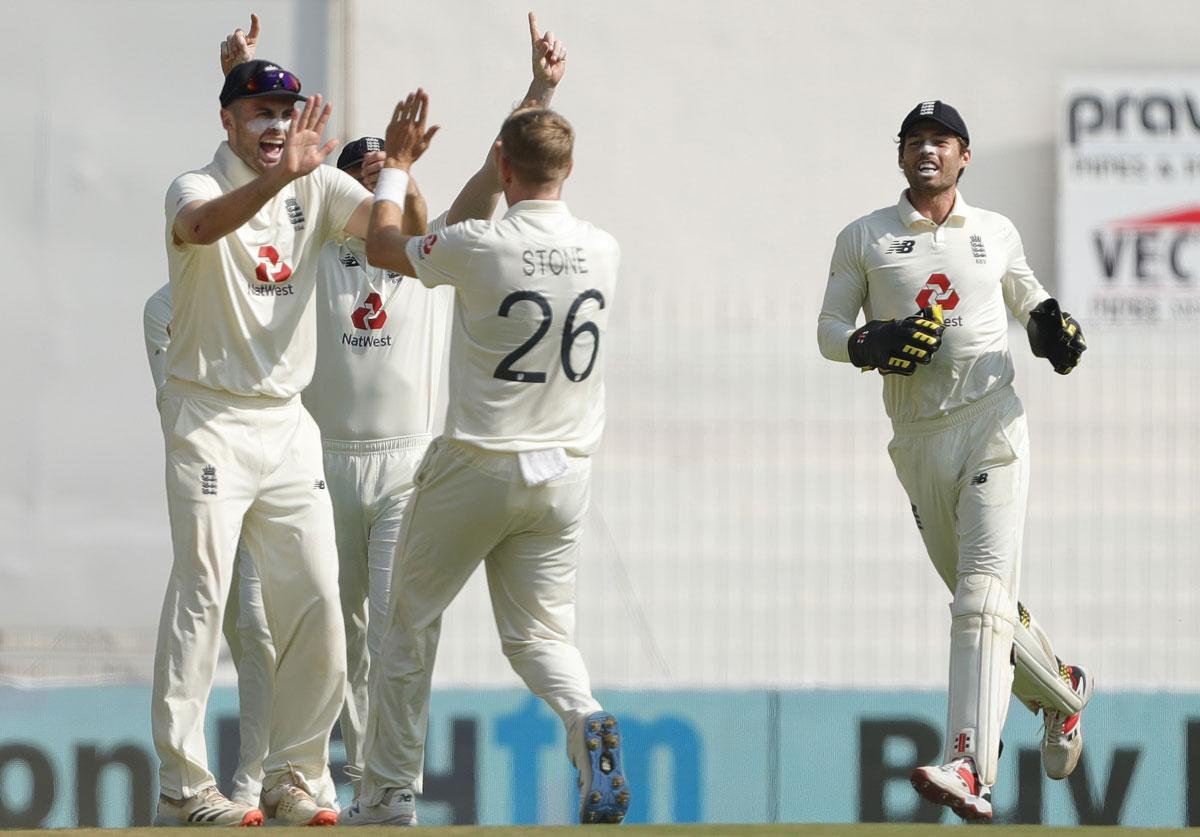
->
<box><xmin>243</xmin><ymin>69</ymin><xmax>302</xmax><ymax>96</ymax></box>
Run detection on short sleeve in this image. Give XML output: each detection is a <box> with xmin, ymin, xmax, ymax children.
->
<box><xmin>318</xmin><ymin>166</ymin><xmax>372</xmax><ymax>242</ymax></box>
<box><xmin>405</xmin><ymin>220</ymin><xmax>490</xmax><ymax>289</ymax></box>
<box><xmin>164</xmin><ymin>172</ymin><xmax>218</xmax><ymax>240</ymax></box>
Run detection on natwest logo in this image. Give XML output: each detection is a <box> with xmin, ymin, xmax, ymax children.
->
<box><xmin>255</xmin><ymin>245</ymin><xmax>293</xmax><ymax>283</ymax></box>
<box><xmin>351</xmin><ymin>291</ymin><xmax>388</xmax><ymax>330</ymax></box>
<box><xmin>915</xmin><ymin>273</ymin><xmax>960</xmax><ymax>310</ymax></box>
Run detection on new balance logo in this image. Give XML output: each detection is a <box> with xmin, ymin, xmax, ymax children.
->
<box><xmin>911</xmin><ymin>504</ymin><xmax>924</xmax><ymax>531</ymax></box>
<box><xmin>340</xmin><ymin>250</ymin><xmax>360</xmax><ymax>267</ymax></box>
<box><xmin>285</xmin><ymin>198</ymin><xmax>305</xmax><ymax>230</ymax></box>
<box><xmin>314</xmin><ymin>480</ymin><xmax>326</xmax><ymax>490</ymax></box>
<box><xmin>970</xmin><ymin>234</ymin><xmax>987</xmax><ymax>262</ymax></box>
<box><xmin>970</xmin><ymin>472</ymin><xmax>989</xmax><ymax>485</ymax></box>
<box><xmin>886</xmin><ymin>239</ymin><xmax>916</xmax><ymax>254</ymax></box>
<box><xmin>201</xmin><ymin>465</ymin><xmax>218</xmax><ymax>496</ymax></box>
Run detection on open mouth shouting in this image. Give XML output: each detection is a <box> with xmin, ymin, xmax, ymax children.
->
<box><xmin>259</xmin><ymin>135</ymin><xmax>285</xmax><ymax>166</ymax></box>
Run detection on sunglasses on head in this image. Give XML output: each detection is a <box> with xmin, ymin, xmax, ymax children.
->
<box><xmin>242</xmin><ymin>69</ymin><xmax>302</xmax><ymax>96</ymax></box>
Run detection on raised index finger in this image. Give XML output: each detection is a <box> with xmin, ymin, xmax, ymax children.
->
<box><xmin>528</xmin><ymin>11</ymin><xmax>541</xmax><ymax>42</ymax></box>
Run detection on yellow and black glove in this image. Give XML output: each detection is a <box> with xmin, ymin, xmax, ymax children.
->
<box><xmin>1027</xmin><ymin>298</ymin><xmax>1086</xmax><ymax>375</ymax></box>
<box><xmin>847</xmin><ymin>306</ymin><xmax>945</xmax><ymax>376</ymax></box>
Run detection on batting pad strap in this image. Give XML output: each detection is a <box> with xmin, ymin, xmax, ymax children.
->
<box><xmin>1011</xmin><ymin>606</ymin><xmax>1085</xmax><ymax>715</ymax></box>
<box><xmin>374</xmin><ymin>167</ymin><xmax>410</xmax><ymax>207</ymax></box>
<box><xmin>947</xmin><ymin>573</ymin><xmax>1016</xmax><ymax>787</ymax></box>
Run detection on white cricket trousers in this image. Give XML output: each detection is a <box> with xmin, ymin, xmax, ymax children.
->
<box><xmin>888</xmin><ymin>386</ymin><xmax>1027</xmax><ymax>782</ymax></box>
<box><xmin>153</xmin><ymin>380</ymin><xmax>346</xmax><ymax>800</ymax></box>
<box><xmin>323</xmin><ymin>435</ymin><xmax>431</xmax><ymax>787</ymax></box>
<box><xmin>360</xmin><ymin>438</ymin><xmax>603</xmax><ymax>804</ymax></box>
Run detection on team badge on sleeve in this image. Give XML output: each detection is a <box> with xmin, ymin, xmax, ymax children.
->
<box><xmin>418</xmin><ymin>234</ymin><xmax>438</xmax><ymax>259</ymax></box>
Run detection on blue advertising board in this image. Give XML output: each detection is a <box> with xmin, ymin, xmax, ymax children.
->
<box><xmin>0</xmin><ymin>686</ymin><xmax>1195</xmax><ymax>827</ymax></box>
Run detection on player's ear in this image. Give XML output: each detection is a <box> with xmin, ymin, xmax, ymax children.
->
<box><xmin>496</xmin><ymin>146</ymin><xmax>514</xmax><ymax>185</ymax></box>
<box><xmin>220</xmin><ymin>107</ymin><xmax>234</xmax><ymax>132</ymax></box>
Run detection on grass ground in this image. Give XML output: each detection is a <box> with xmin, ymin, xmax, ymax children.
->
<box><xmin>15</xmin><ymin>827</ymin><xmax>1196</xmax><ymax>836</ymax></box>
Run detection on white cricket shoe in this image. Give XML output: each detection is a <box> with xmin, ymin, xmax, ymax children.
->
<box><xmin>910</xmin><ymin>756</ymin><xmax>993</xmax><ymax>822</ymax></box>
<box><xmin>1042</xmin><ymin>663</ymin><xmax>1093</xmax><ymax>780</ymax></box>
<box><xmin>260</xmin><ymin>769</ymin><xmax>337</xmax><ymax>826</ymax></box>
<box><xmin>336</xmin><ymin>787</ymin><xmax>417</xmax><ymax>826</ymax></box>
<box><xmin>154</xmin><ymin>785</ymin><xmax>264</xmax><ymax>827</ymax></box>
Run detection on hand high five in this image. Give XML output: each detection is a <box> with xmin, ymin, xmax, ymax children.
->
<box><xmin>280</xmin><ymin>94</ymin><xmax>338</xmax><ymax>181</ymax></box>
<box><xmin>220</xmin><ymin>12</ymin><xmax>261</xmax><ymax>76</ymax></box>
<box><xmin>384</xmin><ymin>89</ymin><xmax>440</xmax><ymax>171</ymax></box>
<box><xmin>529</xmin><ymin>12</ymin><xmax>566</xmax><ymax>87</ymax></box>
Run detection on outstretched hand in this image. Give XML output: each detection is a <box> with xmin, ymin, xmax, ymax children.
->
<box><xmin>384</xmin><ymin>89</ymin><xmax>440</xmax><ymax>170</ymax></box>
<box><xmin>528</xmin><ymin>12</ymin><xmax>566</xmax><ymax>87</ymax></box>
<box><xmin>220</xmin><ymin>13</ymin><xmax>260</xmax><ymax>76</ymax></box>
<box><xmin>279</xmin><ymin>94</ymin><xmax>338</xmax><ymax>181</ymax></box>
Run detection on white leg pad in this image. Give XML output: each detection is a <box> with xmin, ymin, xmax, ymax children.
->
<box><xmin>947</xmin><ymin>573</ymin><xmax>1016</xmax><ymax>787</ymax></box>
<box><xmin>1012</xmin><ymin>602</ymin><xmax>1084</xmax><ymax>715</ymax></box>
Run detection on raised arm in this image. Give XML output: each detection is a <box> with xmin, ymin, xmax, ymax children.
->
<box><xmin>173</xmin><ymin>96</ymin><xmax>338</xmax><ymax>246</ymax></box>
<box><xmin>219</xmin><ymin>13</ymin><xmax>260</xmax><ymax>76</ymax></box>
<box><xmin>343</xmin><ymin>148</ymin><xmax>428</xmax><ymax>239</ymax></box>
<box><xmin>365</xmin><ymin>90</ymin><xmax>439</xmax><ymax>274</ymax></box>
<box><xmin>446</xmin><ymin>11</ymin><xmax>566</xmax><ymax>224</ymax></box>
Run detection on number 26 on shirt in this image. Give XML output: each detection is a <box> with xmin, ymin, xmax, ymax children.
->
<box><xmin>494</xmin><ymin>289</ymin><xmax>605</xmax><ymax>383</ymax></box>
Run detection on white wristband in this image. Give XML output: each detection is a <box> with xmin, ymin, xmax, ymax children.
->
<box><xmin>374</xmin><ymin>167</ymin><xmax>410</xmax><ymax>207</ymax></box>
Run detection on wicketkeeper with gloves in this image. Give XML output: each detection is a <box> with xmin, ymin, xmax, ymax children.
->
<box><xmin>817</xmin><ymin>100</ymin><xmax>1092</xmax><ymax>823</ymax></box>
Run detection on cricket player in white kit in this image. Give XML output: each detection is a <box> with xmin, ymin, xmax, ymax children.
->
<box><xmin>144</xmin><ymin>283</ymin><xmax>272</xmax><ymax>809</ymax></box>
<box><xmin>305</xmin><ymin>137</ymin><xmax>446</xmax><ymax>800</ymax></box>
<box><xmin>335</xmin><ymin>91</ymin><xmax>630</xmax><ymax>827</ymax></box>
<box><xmin>154</xmin><ymin>56</ymin><xmax>374</xmax><ymax>826</ymax></box>
<box><xmin>818</xmin><ymin>101</ymin><xmax>1092</xmax><ymax>822</ymax></box>
<box><xmin>309</xmin><ymin>16</ymin><xmax>571</xmax><ymax>797</ymax></box>
<box><xmin>144</xmin><ymin>280</ymin><xmax>339</xmax><ymax>812</ymax></box>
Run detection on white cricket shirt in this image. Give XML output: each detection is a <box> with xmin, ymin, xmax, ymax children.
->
<box><xmin>818</xmin><ymin>191</ymin><xmax>1049</xmax><ymax>424</ymax></box>
<box><xmin>163</xmin><ymin>143</ymin><xmax>370</xmax><ymax>398</ymax></box>
<box><xmin>303</xmin><ymin>235</ymin><xmax>451</xmax><ymax>441</ymax></box>
<box><xmin>406</xmin><ymin>200</ymin><xmax>620</xmax><ymax>455</ymax></box>
<box><xmin>143</xmin><ymin>282</ymin><xmax>173</xmax><ymax>395</ymax></box>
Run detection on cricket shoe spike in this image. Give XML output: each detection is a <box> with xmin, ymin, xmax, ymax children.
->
<box><xmin>154</xmin><ymin>785</ymin><xmax>264</xmax><ymax>826</ymax></box>
<box><xmin>1042</xmin><ymin>664</ymin><xmax>1093</xmax><ymax>780</ymax></box>
<box><xmin>910</xmin><ymin>757</ymin><xmax>993</xmax><ymax>822</ymax></box>
<box><xmin>336</xmin><ymin>788</ymin><xmax>417</xmax><ymax>827</ymax></box>
<box><xmin>260</xmin><ymin>767</ymin><xmax>337</xmax><ymax>826</ymax></box>
<box><xmin>575</xmin><ymin>711</ymin><xmax>631</xmax><ymax>824</ymax></box>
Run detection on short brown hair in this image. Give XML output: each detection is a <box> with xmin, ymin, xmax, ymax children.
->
<box><xmin>498</xmin><ymin>108</ymin><xmax>574</xmax><ymax>185</ymax></box>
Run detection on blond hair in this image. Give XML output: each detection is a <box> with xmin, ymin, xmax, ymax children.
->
<box><xmin>498</xmin><ymin>108</ymin><xmax>574</xmax><ymax>185</ymax></box>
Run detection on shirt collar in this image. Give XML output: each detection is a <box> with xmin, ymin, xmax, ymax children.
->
<box><xmin>502</xmin><ymin>199</ymin><xmax>569</xmax><ymax>218</ymax></box>
<box><xmin>896</xmin><ymin>190</ymin><xmax>972</xmax><ymax>228</ymax></box>
<box><xmin>214</xmin><ymin>141</ymin><xmax>262</xmax><ymax>189</ymax></box>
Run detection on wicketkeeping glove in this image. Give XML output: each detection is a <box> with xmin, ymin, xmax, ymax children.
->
<box><xmin>847</xmin><ymin>306</ymin><xmax>945</xmax><ymax>376</ymax></box>
<box><xmin>1026</xmin><ymin>298</ymin><xmax>1086</xmax><ymax>375</ymax></box>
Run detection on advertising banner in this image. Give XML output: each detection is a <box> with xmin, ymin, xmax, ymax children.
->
<box><xmin>1</xmin><ymin>686</ymin><xmax>1197</xmax><ymax>828</ymax></box>
<box><xmin>1058</xmin><ymin>73</ymin><xmax>1200</xmax><ymax>323</ymax></box>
